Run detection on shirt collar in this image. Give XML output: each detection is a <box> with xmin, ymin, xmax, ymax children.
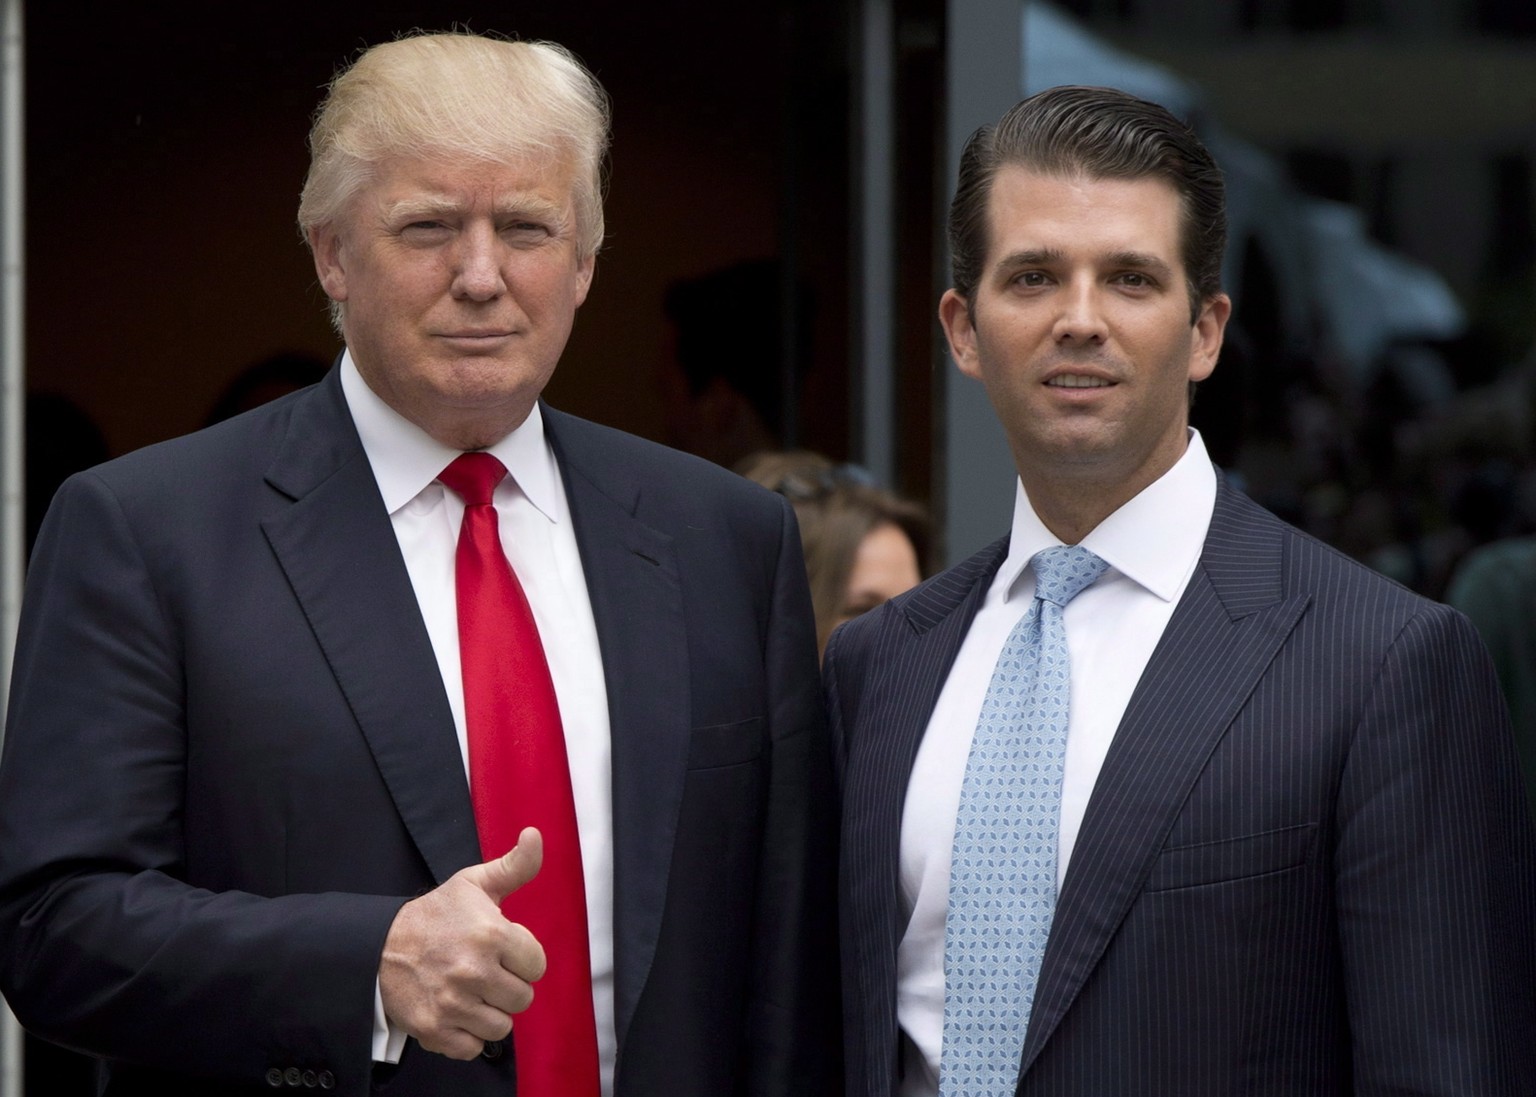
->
<box><xmin>997</xmin><ymin>429</ymin><xmax>1217</xmax><ymax>603</ymax></box>
<box><xmin>338</xmin><ymin>349</ymin><xmax>564</xmax><ymax>522</ymax></box>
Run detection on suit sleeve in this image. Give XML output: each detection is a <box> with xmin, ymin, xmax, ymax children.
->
<box><xmin>0</xmin><ymin>470</ymin><xmax>403</xmax><ymax>1093</ymax></box>
<box><xmin>1334</xmin><ymin>601</ymin><xmax>1536</xmax><ymax>1092</ymax></box>
<box><xmin>742</xmin><ymin>495</ymin><xmax>843</xmax><ymax>1097</ymax></box>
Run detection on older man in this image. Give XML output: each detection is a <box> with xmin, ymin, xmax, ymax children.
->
<box><xmin>0</xmin><ymin>32</ymin><xmax>837</xmax><ymax>1097</ymax></box>
<box><xmin>829</xmin><ymin>85</ymin><xmax>1536</xmax><ymax>1096</ymax></box>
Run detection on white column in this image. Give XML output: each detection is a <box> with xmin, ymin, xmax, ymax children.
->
<box><xmin>853</xmin><ymin>0</ymin><xmax>897</xmax><ymax>486</ymax></box>
<box><xmin>0</xmin><ymin>0</ymin><xmax>24</xmax><ymax>1092</ymax></box>
<box><xmin>940</xmin><ymin>0</ymin><xmax>1022</xmax><ymax>562</ymax></box>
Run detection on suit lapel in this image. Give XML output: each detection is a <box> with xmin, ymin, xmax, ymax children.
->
<box><xmin>840</xmin><ymin>540</ymin><xmax>1007</xmax><ymax>1095</ymax></box>
<box><xmin>542</xmin><ymin>408</ymin><xmax>687</xmax><ymax>1049</ymax></box>
<box><xmin>1017</xmin><ymin>485</ymin><xmax>1311</xmax><ymax>1076</ymax></box>
<box><xmin>260</xmin><ymin>372</ymin><xmax>479</xmax><ymax>885</ymax></box>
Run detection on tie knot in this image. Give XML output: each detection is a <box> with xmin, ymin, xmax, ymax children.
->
<box><xmin>439</xmin><ymin>452</ymin><xmax>508</xmax><ymax>507</ymax></box>
<box><xmin>1031</xmin><ymin>544</ymin><xmax>1108</xmax><ymax>608</ymax></box>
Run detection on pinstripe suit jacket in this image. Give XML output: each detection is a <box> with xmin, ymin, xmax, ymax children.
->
<box><xmin>826</xmin><ymin>480</ymin><xmax>1536</xmax><ymax>1096</ymax></box>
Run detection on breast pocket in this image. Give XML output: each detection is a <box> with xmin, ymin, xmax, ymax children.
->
<box><xmin>1144</xmin><ymin>822</ymin><xmax>1316</xmax><ymax>891</ymax></box>
<box><xmin>686</xmin><ymin>716</ymin><xmax>766</xmax><ymax>770</ymax></box>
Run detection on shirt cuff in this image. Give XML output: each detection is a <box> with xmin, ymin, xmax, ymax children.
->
<box><xmin>372</xmin><ymin>979</ymin><xmax>408</xmax><ymax>1063</ymax></box>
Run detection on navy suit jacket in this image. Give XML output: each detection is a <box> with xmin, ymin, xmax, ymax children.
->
<box><xmin>826</xmin><ymin>480</ymin><xmax>1536</xmax><ymax>1096</ymax></box>
<box><xmin>0</xmin><ymin>368</ymin><xmax>839</xmax><ymax>1096</ymax></box>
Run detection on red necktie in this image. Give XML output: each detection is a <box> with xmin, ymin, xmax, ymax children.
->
<box><xmin>438</xmin><ymin>452</ymin><xmax>600</xmax><ymax>1096</ymax></box>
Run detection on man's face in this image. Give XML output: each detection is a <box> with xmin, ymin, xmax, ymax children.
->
<box><xmin>940</xmin><ymin>166</ymin><xmax>1228</xmax><ymax>504</ymax></box>
<box><xmin>310</xmin><ymin>152</ymin><xmax>594</xmax><ymax>450</ymax></box>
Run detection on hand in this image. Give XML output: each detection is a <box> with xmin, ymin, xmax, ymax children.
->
<box><xmin>378</xmin><ymin>827</ymin><xmax>547</xmax><ymax>1060</ymax></box>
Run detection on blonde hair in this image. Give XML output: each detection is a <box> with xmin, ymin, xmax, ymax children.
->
<box><xmin>298</xmin><ymin>32</ymin><xmax>610</xmax><ymax>261</ymax></box>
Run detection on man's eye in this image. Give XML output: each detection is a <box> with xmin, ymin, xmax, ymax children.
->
<box><xmin>1016</xmin><ymin>271</ymin><xmax>1048</xmax><ymax>287</ymax></box>
<box><xmin>1118</xmin><ymin>272</ymin><xmax>1150</xmax><ymax>287</ymax></box>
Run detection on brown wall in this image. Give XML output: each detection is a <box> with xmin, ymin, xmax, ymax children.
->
<box><xmin>27</xmin><ymin>3</ymin><xmax>849</xmax><ymax>459</ymax></box>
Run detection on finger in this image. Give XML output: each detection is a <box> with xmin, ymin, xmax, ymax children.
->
<box><xmin>481</xmin><ymin>970</ymin><xmax>537</xmax><ymax>1016</ymax></box>
<box><xmin>458</xmin><ymin>999</ymin><xmax>517</xmax><ymax>1042</ymax></box>
<box><xmin>418</xmin><ymin>1012</ymin><xmax>508</xmax><ymax>1061</ymax></box>
<box><xmin>470</xmin><ymin>826</ymin><xmax>543</xmax><ymax>904</ymax></box>
<box><xmin>415</xmin><ymin>1029</ymin><xmax>486</xmax><ymax>1062</ymax></box>
<box><xmin>410</xmin><ymin>992</ymin><xmax>517</xmax><ymax>1059</ymax></box>
<box><xmin>498</xmin><ymin>921</ymin><xmax>548</xmax><ymax>987</ymax></box>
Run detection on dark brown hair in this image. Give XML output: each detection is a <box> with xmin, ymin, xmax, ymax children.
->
<box><xmin>948</xmin><ymin>85</ymin><xmax>1226</xmax><ymax>321</ymax></box>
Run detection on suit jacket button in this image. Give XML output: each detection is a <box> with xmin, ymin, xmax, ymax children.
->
<box><xmin>317</xmin><ymin>1071</ymin><xmax>336</xmax><ymax>1090</ymax></box>
<box><xmin>265</xmin><ymin>1068</ymin><xmax>284</xmax><ymax>1087</ymax></box>
<box><xmin>481</xmin><ymin>1039</ymin><xmax>503</xmax><ymax>1060</ymax></box>
<box><xmin>301</xmin><ymin>1069</ymin><xmax>318</xmax><ymax>1087</ymax></box>
<box><xmin>284</xmin><ymin>1067</ymin><xmax>303</xmax><ymax>1087</ymax></box>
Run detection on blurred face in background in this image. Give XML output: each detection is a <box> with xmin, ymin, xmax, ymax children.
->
<box><xmin>735</xmin><ymin>451</ymin><xmax>928</xmax><ymax>659</ymax></box>
<box><xmin>834</xmin><ymin>522</ymin><xmax>921</xmax><ymax>636</ymax></box>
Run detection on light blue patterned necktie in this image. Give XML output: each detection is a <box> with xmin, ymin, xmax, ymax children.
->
<box><xmin>939</xmin><ymin>544</ymin><xmax>1110</xmax><ymax>1097</ymax></box>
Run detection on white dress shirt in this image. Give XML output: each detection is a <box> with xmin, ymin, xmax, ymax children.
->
<box><xmin>895</xmin><ymin>432</ymin><xmax>1217</xmax><ymax>1097</ymax></box>
<box><xmin>340</xmin><ymin>354</ymin><xmax>617</xmax><ymax>1094</ymax></box>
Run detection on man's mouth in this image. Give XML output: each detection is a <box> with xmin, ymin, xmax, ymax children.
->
<box><xmin>1046</xmin><ymin>374</ymin><xmax>1112</xmax><ymax>388</ymax></box>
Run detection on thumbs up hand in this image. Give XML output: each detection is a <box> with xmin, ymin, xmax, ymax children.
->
<box><xmin>378</xmin><ymin>827</ymin><xmax>548</xmax><ymax>1060</ymax></box>
<box><xmin>461</xmin><ymin>826</ymin><xmax>544</xmax><ymax>908</ymax></box>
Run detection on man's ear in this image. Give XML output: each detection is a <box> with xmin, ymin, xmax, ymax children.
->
<box><xmin>573</xmin><ymin>252</ymin><xmax>596</xmax><ymax>309</ymax></box>
<box><xmin>308</xmin><ymin>225</ymin><xmax>348</xmax><ymax>304</ymax></box>
<box><xmin>940</xmin><ymin>288</ymin><xmax>981</xmax><ymax>380</ymax></box>
<box><xmin>1188</xmin><ymin>292</ymin><xmax>1231</xmax><ymax>383</ymax></box>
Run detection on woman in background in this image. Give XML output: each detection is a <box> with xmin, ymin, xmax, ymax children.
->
<box><xmin>740</xmin><ymin>450</ymin><xmax>929</xmax><ymax>657</ymax></box>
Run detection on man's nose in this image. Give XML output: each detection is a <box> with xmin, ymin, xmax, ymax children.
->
<box><xmin>1052</xmin><ymin>279</ymin><xmax>1108</xmax><ymax>344</ymax></box>
<box><xmin>450</xmin><ymin>225</ymin><xmax>507</xmax><ymax>301</ymax></box>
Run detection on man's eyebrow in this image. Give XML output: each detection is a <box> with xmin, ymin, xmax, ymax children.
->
<box><xmin>382</xmin><ymin>194</ymin><xmax>460</xmax><ymax>220</ymax></box>
<box><xmin>1104</xmin><ymin>250</ymin><xmax>1176</xmax><ymax>278</ymax></box>
<box><xmin>492</xmin><ymin>195</ymin><xmax>568</xmax><ymax>223</ymax></box>
<box><xmin>993</xmin><ymin>248</ymin><xmax>1065</xmax><ymax>273</ymax></box>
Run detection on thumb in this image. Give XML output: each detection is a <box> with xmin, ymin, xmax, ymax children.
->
<box><xmin>471</xmin><ymin>826</ymin><xmax>543</xmax><ymax>904</ymax></box>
